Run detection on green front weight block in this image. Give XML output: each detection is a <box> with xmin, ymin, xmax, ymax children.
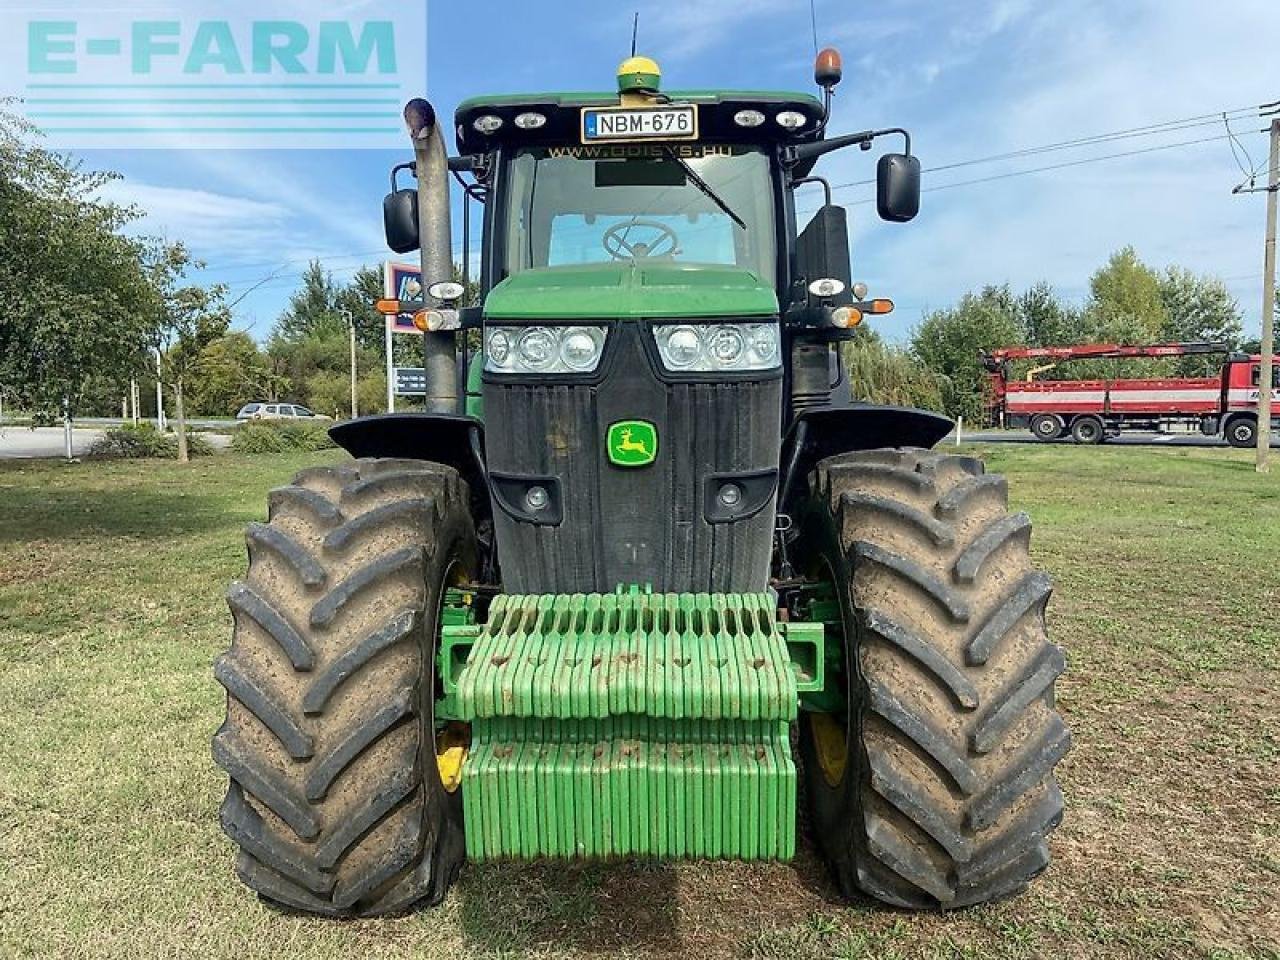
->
<box><xmin>439</xmin><ymin>588</ymin><xmax>823</xmax><ymax>861</ymax></box>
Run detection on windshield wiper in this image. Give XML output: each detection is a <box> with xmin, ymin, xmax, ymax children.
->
<box><xmin>663</xmin><ymin>146</ymin><xmax>747</xmax><ymax>231</ymax></box>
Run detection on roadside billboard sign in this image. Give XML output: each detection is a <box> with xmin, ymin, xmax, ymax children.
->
<box><xmin>383</xmin><ymin>261</ymin><xmax>422</xmax><ymax>334</ymax></box>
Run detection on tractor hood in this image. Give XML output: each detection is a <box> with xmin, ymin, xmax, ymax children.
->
<box><xmin>482</xmin><ymin>262</ymin><xmax>779</xmax><ymax>320</ymax></box>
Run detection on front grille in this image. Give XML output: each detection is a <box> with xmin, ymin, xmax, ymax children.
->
<box><xmin>482</xmin><ymin>323</ymin><xmax>782</xmax><ymax>593</ymax></box>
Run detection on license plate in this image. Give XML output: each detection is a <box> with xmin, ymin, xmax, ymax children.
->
<box><xmin>581</xmin><ymin>105</ymin><xmax>698</xmax><ymax>143</ymax></box>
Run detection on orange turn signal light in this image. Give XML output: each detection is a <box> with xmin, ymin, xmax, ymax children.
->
<box><xmin>865</xmin><ymin>298</ymin><xmax>895</xmax><ymax>315</ymax></box>
<box><xmin>831</xmin><ymin>306</ymin><xmax>863</xmax><ymax>329</ymax></box>
<box><xmin>375</xmin><ymin>298</ymin><xmax>401</xmax><ymax>315</ymax></box>
<box><xmin>412</xmin><ymin>310</ymin><xmax>430</xmax><ymax>332</ymax></box>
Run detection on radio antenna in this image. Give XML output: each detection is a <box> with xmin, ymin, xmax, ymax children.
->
<box><xmin>631</xmin><ymin>12</ymin><xmax>639</xmax><ymax>56</ymax></box>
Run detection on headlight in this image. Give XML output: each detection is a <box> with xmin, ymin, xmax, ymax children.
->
<box><xmin>517</xmin><ymin>328</ymin><xmax>556</xmax><ymax>369</ymax></box>
<box><xmin>653</xmin><ymin>322</ymin><xmax>780</xmax><ymax>372</ymax></box>
<box><xmin>748</xmin><ymin>325</ymin><xmax>778</xmax><ymax>365</ymax></box>
<box><xmin>485</xmin><ymin>325</ymin><xmax>608</xmax><ymax>374</ymax></box>
<box><xmin>488</xmin><ymin>329</ymin><xmax>512</xmax><ymax>365</ymax></box>
<box><xmin>664</xmin><ymin>326</ymin><xmax>702</xmax><ymax>368</ymax></box>
<box><xmin>707</xmin><ymin>326</ymin><xmax>745</xmax><ymax>364</ymax></box>
<box><xmin>560</xmin><ymin>327</ymin><xmax>606</xmax><ymax>370</ymax></box>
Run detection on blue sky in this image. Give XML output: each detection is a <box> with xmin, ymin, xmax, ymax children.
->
<box><xmin>84</xmin><ymin>0</ymin><xmax>1280</xmax><ymax>343</ymax></box>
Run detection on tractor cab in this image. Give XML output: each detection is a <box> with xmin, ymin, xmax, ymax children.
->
<box><xmin>375</xmin><ymin>55</ymin><xmax>930</xmax><ymax>595</ymax></box>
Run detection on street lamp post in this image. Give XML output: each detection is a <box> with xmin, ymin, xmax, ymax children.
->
<box><xmin>340</xmin><ymin>309</ymin><xmax>358</xmax><ymax>420</ymax></box>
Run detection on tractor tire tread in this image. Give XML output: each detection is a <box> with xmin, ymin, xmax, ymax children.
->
<box><xmin>802</xmin><ymin>447</ymin><xmax>1068</xmax><ymax>910</ymax></box>
<box><xmin>213</xmin><ymin>457</ymin><xmax>473</xmax><ymax>917</ymax></box>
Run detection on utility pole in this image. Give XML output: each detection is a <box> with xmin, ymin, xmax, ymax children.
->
<box><xmin>341</xmin><ymin>308</ymin><xmax>358</xmax><ymax>420</ymax></box>
<box><xmin>1257</xmin><ymin>118</ymin><xmax>1278</xmax><ymax>473</ymax></box>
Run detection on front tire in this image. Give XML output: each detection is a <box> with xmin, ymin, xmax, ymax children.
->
<box><xmin>796</xmin><ymin>449</ymin><xmax>1069</xmax><ymax>909</ymax></box>
<box><xmin>213</xmin><ymin>458</ymin><xmax>476</xmax><ymax>917</ymax></box>
<box><xmin>1225</xmin><ymin>416</ymin><xmax>1257</xmax><ymax>448</ymax></box>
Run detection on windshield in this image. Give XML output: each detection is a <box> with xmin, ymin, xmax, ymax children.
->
<box><xmin>502</xmin><ymin>144</ymin><xmax>776</xmax><ymax>279</ymax></box>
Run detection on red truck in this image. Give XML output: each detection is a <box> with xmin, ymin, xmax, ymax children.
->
<box><xmin>982</xmin><ymin>342</ymin><xmax>1280</xmax><ymax>446</ymax></box>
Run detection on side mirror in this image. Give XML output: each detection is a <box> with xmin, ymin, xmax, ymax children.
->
<box><xmin>877</xmin><ymin>153</ymin><xmax>920</xmax><ymax>222</ymax></box>
<box><xmin>383</xmin><ymin>189</ymin><xmax>419</xmax><ymax>253</ymax></box>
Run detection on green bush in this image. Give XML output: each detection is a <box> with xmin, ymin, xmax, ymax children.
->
<box><xmin>841</xmin><ymin>334</ymin><xmax>947</xmax><ymax>413</ymax></box>
<box><xmin>89</xmin><ymin>422</ymin><xmax>213</xmax><ymax>459</ymax></box>
<box><xmin>231</xmin><ymin>421</ymin><xmax>335</xmax><ymax>454</ymax></box>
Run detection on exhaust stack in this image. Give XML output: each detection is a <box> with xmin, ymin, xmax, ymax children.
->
<box><xmin>404</xmin><ymin>98</ymin><xmax>458</xmax><ymax>413</ymax></box>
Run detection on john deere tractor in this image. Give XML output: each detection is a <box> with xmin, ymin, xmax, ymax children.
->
<box><xmin>214</xmin><ymin>51</ymin><xmax>1069</xmax><ymax>917</ymax></box>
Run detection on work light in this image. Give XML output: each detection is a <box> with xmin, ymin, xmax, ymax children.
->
<box><xmin>514</xmin><ymin>112</ymin><xmax>547</xmax><ymax>129</ymax></box>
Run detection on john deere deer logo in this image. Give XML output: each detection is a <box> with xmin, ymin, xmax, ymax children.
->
<box><xmin>607</xmin><ymin>420</ymin><xmax>658</xmax><ymax>467</ymax></box>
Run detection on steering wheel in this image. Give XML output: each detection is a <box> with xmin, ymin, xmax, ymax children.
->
<box><xmin>602</xmin><ymin>219</ymin><xmax>680</xmax><ymax>260</ymax></box>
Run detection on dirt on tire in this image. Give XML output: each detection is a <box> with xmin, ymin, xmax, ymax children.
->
<box><xmin>213</xmin><ymin>457</ymin><xmax>476</xmax><ymax>917</ymax></box>
<box><xmin>796</xmin><ymin>448</ymin><xmax>1069</xmax><ymax>909</ymax></box>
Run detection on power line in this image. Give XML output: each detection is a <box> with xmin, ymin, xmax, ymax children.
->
<box><xmin>921</xmin><ymin>132</ymin><xmax>1236</xmax><ymax>194</ymax></box>
<box><xmin>206</xmin><ymin>248</ymin><xmax>390</xmax><ymax>277</ymax></box>
<box><xmin>220</xmin><ymin>246</ymin><xmax>485</xmax><ymax>294</ymax></box>
<box><xmin>1225</xmin><ymin>112</ymin><xmax>1259</xmax><ymax>183</ymax></box>
<box><xmin>797</xmin><ymin>131</ymin><xmax>1243</xmax><ymax>217</ymax></box>
<box><xmin>211</xmin><ymin>239</ymin><xmax>482</xmax><ymax>288</ymax></box>
<box><xmin>825</xmin><ymin>103</ymin><xmax>1264</xmax><ymax>192</ymax></box>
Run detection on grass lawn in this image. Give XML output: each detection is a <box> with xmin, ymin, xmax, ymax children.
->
<box><xmin>0</xmin><ymin>446</ymin><xmax>1276</xmax><ymax>959</ymax></box>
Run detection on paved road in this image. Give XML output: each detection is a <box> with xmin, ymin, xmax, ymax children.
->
<box><xmin>0</xmin><ymin>425</ymin><xmax>231</xmax><ymax>459</ymax></box>
<box><xmin>956</xmin><ymin>429</ymin><xmax>1280</xmax><ymax>448</ymax></box>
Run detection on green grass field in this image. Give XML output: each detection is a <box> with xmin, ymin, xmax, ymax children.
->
<box><xmin>0</xmin><ymin>446</ymin><xmax>1277</xmax><ymax>959</ymax></box>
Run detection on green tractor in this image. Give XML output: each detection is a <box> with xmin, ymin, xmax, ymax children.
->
<box><xmin>214</xmin><ymin>51</ymin><xmax>1069</xmax><ymax>917</ymax></box>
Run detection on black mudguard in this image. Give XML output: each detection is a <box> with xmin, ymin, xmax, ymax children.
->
<box><xmin>777</xmin><ymin>404</ymin><xmax>954</xmax><ymax>514</ymax></box>
<box><xmin>329</xmin><ymin>413</ymin><xmax>488</xmax><ymax>507</ymax></box>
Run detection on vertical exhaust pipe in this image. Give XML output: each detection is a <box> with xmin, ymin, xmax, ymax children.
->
<box><xmin>404</xmin><ymin>98</ymin><xmax>458</xmax><ymax>413</ymax></box>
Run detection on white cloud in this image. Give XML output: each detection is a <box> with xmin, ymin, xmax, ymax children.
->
<box><xmin>98</xmin><ymin>181</ymin><xmax>290</xmax><ymax>255</ymax></box>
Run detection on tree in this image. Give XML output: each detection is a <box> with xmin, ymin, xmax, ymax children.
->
<box><xmin>842</xmin><ymin>328</ymin><xmax>944</xmax><ymax>412</ymax></box>
<box><xmin>268</xmin><ymin>258</ymin><xmax>475</xmax><ymax>415</ymax></box>
<box><xmin>185</xmin><ymin>331</ymin><xmax>278</xmax><ymax>416</ymax></box>
<box><xmin>275</xmin><ymin>260</ymin><xmax>347</xmax><ymax>342</ymax></box>
<box><xmin>1087</xmin><ymin>246</ymin><xmax>1168</xmax><ymax>342</ymax></box>
<box><xmin>147</xmin><ymin>243</ymin><xmax>231</xmax><ymax>461</ymax></box>
<box><xmin>1157</xmin><ymin>267</ymin><xmax>1244</xmax><ymax>374</ymax></box>
<box><xmin>334</xmin><ymin>264</ymin><xmax>388</xmax><ymax>352</ymax></box>
<box><xmin>911</xmin><ymin>285</ymin><xmax>1027</xmax><ymax>421</ymax></box>
<box><xmin>0</xmin><ymin>106</ymin><xmax>155</xmax><ymax>420</ymax></box>
<box><xmin>1018</xmin><ymin>282</ymin><xmax>1082</xmax><ymax>347</ymax></box>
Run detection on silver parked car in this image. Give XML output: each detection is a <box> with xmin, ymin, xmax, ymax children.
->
<box><xmin>236</xmin><ymin>402</ymin><xmax>331</xmax><ymax>422</ymax></box>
